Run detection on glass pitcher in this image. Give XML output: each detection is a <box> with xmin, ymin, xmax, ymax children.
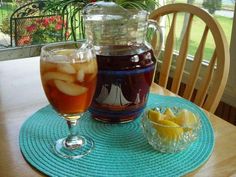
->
<box><xmin>83</xmin><ymin>1</ymin><xmax>163</xmax><ymax>123</ymax></box>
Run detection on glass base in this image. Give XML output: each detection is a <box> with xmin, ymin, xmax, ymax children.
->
<box><xmin>54</xmin><ymin>136</ymin><xmax>94</xmax><ymax>159</ymax></box>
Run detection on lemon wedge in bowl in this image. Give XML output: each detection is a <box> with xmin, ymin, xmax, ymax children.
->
<box><xmin>163</xmin><ymin>108</ymin><xmax>175</xmax><ymax>120</ymax></box>
<box><xmin>172</xmin><ymin>109</ymin><xmax>200</xmax><ymax>131</ymax></box>
<box><xmin>154</xmin><ymin>120</ymin><xmax>183</xmax><ymax>141</ymax></box>
<box><xmin>148</xmin><ymin>109</ymin><xmax>164</xmax><ymax>122</ymax></box>
<box><xmin>148</xmin><ymin>108</ymin><xmax>175</xmax><ymax>122</ymax></box>
<box><xmin>148</xmin><ymin>108</ymin><xmax>183</xmax><ymax>141</ymax></box>
<box><xmin>142</xmin><ymin>106</ymin><xmax>201</xmax><ymax>153</ymax></box>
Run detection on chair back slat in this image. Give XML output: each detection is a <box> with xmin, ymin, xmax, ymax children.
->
<box><xmin>183</xmin><ymin>25</ymin><xmax>209</xmax><ymax>99</ymax></box>
<box><xmin>194</xmin><ymin>50</ymin><xmax>217</xmax><ymax>106</ymax></box>
<box><xmin>159</xmin><ymin>13</ymin><xmax>177</xmax><ymax>87</ymax></box>
<box><xmin>150</xmin><ymin>3</ymin><xmax>229</xmax><ymax>113</ymax></box>
<box><xmin>171</xmin><ymin>14</ymin><xmax>193</xmax><ymax>93</ymax></box>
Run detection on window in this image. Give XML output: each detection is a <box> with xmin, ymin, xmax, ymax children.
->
<box><xmin>0</xmin><ymin>0</ymin><xmax>236</xmax><ymax>107</ymax></box>
<box><xmin>164</xmin><ymin>0</ymin><xmax>236</xmax><ymax>107</ymax></box>
<box><xmin>165</xmin><ymin>0</ymin><xmax>235</xmax><ymax>62</ymax></box>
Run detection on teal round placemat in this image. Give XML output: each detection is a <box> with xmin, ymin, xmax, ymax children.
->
<box><xmin>19</xmin><ymin>94</ymin><xmax>214</xmax><ymax>177</ymax></box>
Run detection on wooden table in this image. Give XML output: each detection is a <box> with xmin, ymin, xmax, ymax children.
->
<box><xmin>0</xmin><ymin>57</ymin><xmax>236</xmax><ymax>177</ymax></box>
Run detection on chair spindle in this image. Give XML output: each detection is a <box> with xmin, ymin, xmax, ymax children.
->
<box><xmin>194</xmin><ymin>50</ymin><xmax>217</xmax><ymax>107</ymax></box>
<box><xmin>183</xmin><ymin>25</ymin><xmax>209</xmax><ymax>100</ymax></box>
<box><xmin>159</xmin><ymin>13</ymin><xmax>177</xmax><ymax>88</ymax></box>
<box><xmin>171</xmin><ymin>13</ymin><xmax>194</xmax><ymax>94</ymax></box>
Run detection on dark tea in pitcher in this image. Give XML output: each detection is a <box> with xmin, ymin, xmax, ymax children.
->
<box><xmin>83</xmin><ymin>1</ymin><xmax>162</xmax><ymax>123</ymax></box>
<box><xmin>89</xmin><ymin>45</ymin><xmax>156</xmax><ymax>123</ymax></box>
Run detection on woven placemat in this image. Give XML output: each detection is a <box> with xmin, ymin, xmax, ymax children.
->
<box><xmin>19</xmin><ymin>94</ymin><xmax>214</xmax><ymax>177</ymax></box>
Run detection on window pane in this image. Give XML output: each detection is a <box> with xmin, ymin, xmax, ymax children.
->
<box><xmin>0</xmin><ymin>2</ymin><xmax>15</xmax><ymax>48</ymax></box>
<box><xmin>168</xmin><ymin>0</ymin><xmax>235</xmax><ymax>61</ymax></box>
<box><xmin>0</xmin><ymin>0</ymin><xmax>235</xmax><ymax>54</ymax></box>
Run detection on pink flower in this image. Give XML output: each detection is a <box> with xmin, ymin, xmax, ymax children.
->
<box><xmin>42</xmin><ymin>18</ymin><xmax>50</xmax><ymax>27</ymax></box>
<box><xmin>26</xmin><ymin>24</ymin><xmax>37</xmax><ymax>32</ymax></box>
<box><xmin>55</xmin><ymin>24</ymin><xmax>62</xmax><ymax>30</ymax></box>
<box><xmin>57</xmin><ymin>19</ymin><xmax>64</xmax><ymax>25</ymax></box>
<box><xmin>18</xmin><ymin>36</ymin><xmax>31</xmax><ymax>46</ymax></box>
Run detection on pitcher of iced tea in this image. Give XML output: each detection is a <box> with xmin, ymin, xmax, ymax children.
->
<box><xmin>83</xmin><ymin>1</ymin><xmax>163</xmax><ymax>123</ymax></box>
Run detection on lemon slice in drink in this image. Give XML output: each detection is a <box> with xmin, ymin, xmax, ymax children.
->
<box><xmin>154</xmin><ymin>120</ymin><xmax>183</xmax><ymax>141</ymax></box>
<box><xmin>43</xmin><ymin>72</ymin><xmax>75</xmax><ymax>82</ymax></box>
<box><xmin>54</xmin><ymin>80</ymin><xmax>87</xmax><ymax>96</ymax></box>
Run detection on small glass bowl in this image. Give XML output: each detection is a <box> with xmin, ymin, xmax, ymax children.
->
<box><xmin>141</xmin><ymin>106</ymin><xmax>201</xmax><ymax>153</ymax></box>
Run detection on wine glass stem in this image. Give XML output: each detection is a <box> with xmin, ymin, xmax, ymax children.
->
<box><xmin>67</xmin><ymin>119</ymin><xmax>78</xmax><ymax>136</ymax></box>
<box><xmin>64</xmin><ymin>119</ymin><xmax>83</xmax><ymax>149</ymax></box>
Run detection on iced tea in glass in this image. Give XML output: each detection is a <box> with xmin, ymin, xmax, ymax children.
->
<box><xmin>40</xmin><ymin>41</ymin><xmax>97</xmax><ymax>159</ymax></box>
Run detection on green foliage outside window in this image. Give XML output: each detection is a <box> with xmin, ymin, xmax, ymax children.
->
<box><xmin>202</xmin><ymin>0</ymin><xmax>222</xmax><ymax>14</ymax></box>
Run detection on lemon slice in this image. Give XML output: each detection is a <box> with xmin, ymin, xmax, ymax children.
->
<box><xmin>163</xmin><ymin>108</ymin><xmax>175</xmax><ymax>119</ymax></box>
<box><xmin>154</xmin><ymin>120</ymin><xmax>183</xmax><ymax>141</ymax></box>
<box><xmin>43</xmin><ymin>72</ymin><xmax>75</xmax><ymax>83</ymax></box>
<box><xmin>148</xmin><ymin>109</ymin><xmax>164</xmax><ymax>122</ymax></box>
<box><xmin>54</xmin><ymin>80</ymin><xmax>87</xmax><ymax>96</ymax></box>
<box><xmin>173</xmin><ymin>109</ymin><xmax>199</xmax><ymax>130</ymax></box>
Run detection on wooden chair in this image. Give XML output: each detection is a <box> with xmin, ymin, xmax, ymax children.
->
<box><xmin>150</xmin><ymin>3</ymin><xmax>230</xmax><ymax>113</ymax></box>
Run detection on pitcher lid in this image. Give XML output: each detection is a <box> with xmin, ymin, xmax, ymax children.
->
<box><xmin>83</xmin><ymin>1</ymin><xmax>128</xmax><ymax>16</ymax></box>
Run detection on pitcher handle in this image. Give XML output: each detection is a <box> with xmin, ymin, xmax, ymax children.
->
<box><xmin>147</xmin><ymin>19</ymin><xmax>163</xmax><ymax>58</ymax></box>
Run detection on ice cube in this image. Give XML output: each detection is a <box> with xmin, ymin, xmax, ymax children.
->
<box><xmin>54</xmin><ymin>49</ymin><xmax>75</xmax><ymax>56</ymax></box>
<box><xmin>57</xmin><ymin>63</ymin><xmax>76</xmax><ymax>74</ymax></box>
<box><xmin>49</xmin><ymin>54</ymin><xmax>68</xmax><ymax>62</ymax></box>
<box><xmin>74</xmin><ymin>59</ymin><xmax>97</xmax><ymax>74</ymax></box>
<box><xmin>54</xmin><ymin>80</ymin><xmax>88</xmax><ymax>96</ymax></box>
<box><xmin>43</xmin><ymin>72</ymin><xmax>75</xmax><ymax>82</ymax></box>
<box><xmin>85</xmin><ymin>59</ymin><xmax>97</xmax><ymax>74</ymax></box>
<box><xmin>77</xmin><ymin>70</ymin><xmax>85</xmax><ymax>82</ymax></box>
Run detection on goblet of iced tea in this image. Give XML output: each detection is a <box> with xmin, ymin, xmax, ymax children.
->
<box><xmin>40</xmin><ymin>41</ymin><xmax>97</xmax><ymax>159</ymax></box>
